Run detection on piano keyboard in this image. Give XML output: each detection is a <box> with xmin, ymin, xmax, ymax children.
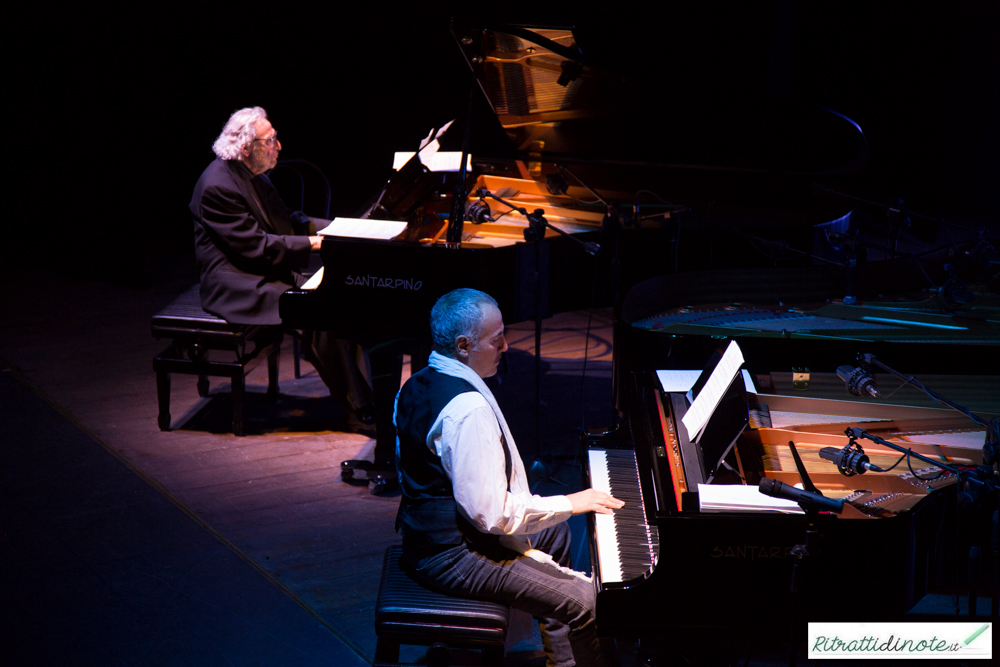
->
<box><xmin>588</xmin><ymin>448</ymin><xmax>658</xmax><ymax>584</ymax></box>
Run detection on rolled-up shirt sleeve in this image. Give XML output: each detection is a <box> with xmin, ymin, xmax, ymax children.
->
<box><xmin>434</xmin><ymin>393</ymin><xmax>572</xmax><ymax>536</ymax></box>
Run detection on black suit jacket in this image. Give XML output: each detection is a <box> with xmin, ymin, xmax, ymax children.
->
<box><xmin>190</xmin><ymin>157</ymin><xmax>312</xmax><ymax>325</ymax></box>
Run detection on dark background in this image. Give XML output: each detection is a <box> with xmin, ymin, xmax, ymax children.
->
<box><xmin>8</xmin><ymin>1</ymin><xmax>998</xmax><ymax>286</ymax></box>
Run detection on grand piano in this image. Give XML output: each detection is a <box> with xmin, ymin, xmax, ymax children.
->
<box><xmin>586</xmin><ymin>265</ymin><xmax>999</xmax><ymax>636</ymax></box>
<box><xmin>278</xmin><ymin>20</ymin><xmax>999</xmax><ymax>635</ymax></box>
<box><xmin>279</xmin><ymin>159</ymin><xmax>622</xmax><ymax>467</ymax></box>
<box><xmin>587</xmin><ymin>378</ymin><xmax>989</xmax><ymax>635</ymax></box>
<box><xmin>279</xmin><ymin>22</ymin><xmax>866</xmax><ymax>465</ymax></box>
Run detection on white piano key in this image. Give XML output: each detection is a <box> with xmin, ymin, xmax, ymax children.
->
<box><xmin>588</xmin><ymin>449</ymin><xmax>624</xmax><ymax>583</ymax></box>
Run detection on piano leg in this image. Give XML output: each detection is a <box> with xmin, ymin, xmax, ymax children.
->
<box><xmin>156</xmin><ymin>369</ymin><xmax>171</xmax><ymax>431</ymax></box>
<box><xmin>369</xmin><ymin>341</ymin><xmax>403</xmax><ymax>468</ymax></box>
<box><xmin>266</xmin><ymin>338</ymin><xmax>280</xmax><ymax>402</ymax></box>
<box><xmin>341</xmin><ymin>339</ymin><xmax>430</xmax><ymax>494</ymax></box>
<box><xmin>340</xmin><ymin>339</ymin><xmax>426</xmax><ymax>495</ymax></box>
<box><xmin>367</xmin><ymin>339</ymin><xmax>430</xmax><ymax>467</ymax></box>
<box><xmin>231</xmin><ymin>371</ymin><xmax>245</xmax><ymax>437</ymax></box>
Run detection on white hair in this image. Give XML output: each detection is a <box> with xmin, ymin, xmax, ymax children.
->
<box><xmin>212</xmin><ymin>107</ymin><xmax>268</xmax><ymax>160</ymax></box>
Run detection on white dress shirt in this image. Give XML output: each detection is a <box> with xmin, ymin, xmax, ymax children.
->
<box><xmin>427</xmin><ymin>391</ymin><xmax>573</xmax><ymax>537</ymax></box>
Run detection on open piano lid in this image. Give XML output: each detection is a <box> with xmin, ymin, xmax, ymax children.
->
<box><xmin>451</xmin><ymin>23</ymin><xmax>868</xmax><ymax>181</ymax></box>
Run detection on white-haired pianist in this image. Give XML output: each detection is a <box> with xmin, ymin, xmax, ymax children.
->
<box><xmin>189</xmin><ymin>106</ymin><xmax>373</xmax><ymax>430</ymax></box>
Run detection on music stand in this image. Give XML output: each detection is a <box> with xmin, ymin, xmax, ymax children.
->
<box><xmin>685</xmin><ymin>349</ymin><xmax>750</xmax><ymax>484</ymax></box>
<box><xmin>693</xmin><ymin>375</ymin><xmax>750</xmax><ymax>483</ymax></box>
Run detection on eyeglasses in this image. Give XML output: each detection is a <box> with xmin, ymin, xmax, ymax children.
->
<box><xmin>255</xmin><ymin>133</ymin><xmax>278</xmax><ymax>147</ymax></box>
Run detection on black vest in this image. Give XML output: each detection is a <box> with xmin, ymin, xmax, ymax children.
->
<box><xmin>395</xmin><ymin>367</ymin><xmax>511</xmax><ymax>554</ymax></box>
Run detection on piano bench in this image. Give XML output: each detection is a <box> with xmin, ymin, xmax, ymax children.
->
<box><xmin>375</xmin><ymin>545</ymin><xmax>509</xmax><ymax>667</ymax></box>
<box><xmin>151</xmin><ymin>285</ymin><xmax>282</xmax><ymax>437</ymax></box>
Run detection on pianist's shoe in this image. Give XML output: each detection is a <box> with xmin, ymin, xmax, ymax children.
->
<box><xmin>344</xmin><ymin>405</ymin><xmax>377</xmax><ymax>437</ymax></box>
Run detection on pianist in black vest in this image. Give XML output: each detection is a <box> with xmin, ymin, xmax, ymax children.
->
<box><xmin>190</xmin><ymin>106</ymin><xmax>373</xmax><ymax>428</ymax></box>
<box><xmin>394</xmin><ymin>288</ymin><xmax>622</xmax><ymax>667</ymax></box>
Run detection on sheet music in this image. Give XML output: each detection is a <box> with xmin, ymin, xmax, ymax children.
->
<box><xmin>680</xmin><ymin>340</ymin><xmax>745</xmax><ymax>440</ymax></box>
<box><xmin>698</xmin><ymin>483</ymin><xmax>804</xmax><ymax>514</ymax></box>
<box><xmin>392</xmin><ymin>151</ymin><xmax>472</xmax><ymax>172</ymax></box>
<box><xmin>656</xmin><ymin>369</ymin><xmax>756</xmax><ymax>394</ymax></box>
<box><xmin>417</xmin><ymin>119</ymin><xmax>453</xmax><ymax>150</ymax></box>
<box><xmin>416</xmin><ymin>119</ymin><xmax>456</xmax><ymax>168</ymax></box>
<box><xmin>317</xmin><ymin>218</ymin><xmax>407</xmax><ymax>240</ymax></box>
<box><xmin>301</xmin><ymin>267</ymin><xmax>323</xmax><ymax>290</ymax></box>
<box><xmin>655</xmin><ymin>370</ymin><xmax>702</xmax><ymax>392</ymax></box>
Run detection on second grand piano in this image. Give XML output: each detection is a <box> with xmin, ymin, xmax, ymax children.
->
<box><xmin>587</xmin><ymin>381</ymin><xmax>986</xmax><ymax>635</ymax></box>
<box><xmin>586</xmin><ymin>267</ymin><xmax>997</xmax><ymax>636</ymax></box>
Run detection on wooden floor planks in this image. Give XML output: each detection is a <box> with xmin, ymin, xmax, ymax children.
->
<box><xmin>1</xmin><ymin>265</ymin><xmax>624</xmax><ymax>663</ymax></box>
<box><xmin>14</xmin><ymin>264</ymin><xmax>994</xmax><ymax>664</ymax></box>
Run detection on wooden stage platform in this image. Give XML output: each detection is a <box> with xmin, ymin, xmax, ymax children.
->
<box><xmin>2</xmin><ymin>261</ymin><xmax>996</xmax><ymax>666</ymax></box>
<box><xmin>0</xmin><ymin>262</ymin><xmax>617</xmax><ymax>665</ymax></box>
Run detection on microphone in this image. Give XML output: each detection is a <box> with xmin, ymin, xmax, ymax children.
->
<box><xmin>837</xmin><ymin>365</ymin><xmax>881</xmax><ymax>398</ymax></box>
<box><xmin>758</xmin><ymin>478</ymin><xmax>844</xmax><ymax>514</ymax></box>
<box><xmin>819</xmin><ymin>446</ymin><xmax>884</xmax><ymax>475</ymax></box>
<box><xmin>545</xmin><ymin>172</ymin><xmax>569</xmax><ymax>196</ymax></box>
<box><xmin>957</xmin><ymin>466</ymin><xmax>996</xmax><ymax>508</ymax></box>
<box><xmin>465</xmin><ymin>199</ymin><xmax>495</xmax><ymax>224</ymax></box>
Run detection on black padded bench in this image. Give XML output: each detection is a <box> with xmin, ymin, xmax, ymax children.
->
<box><xmin>375</xmin><ymin>545</ymin><xmax>509</xmax><ymax>667</ymax></box>
<box><xmin>152</xmin><ymin>285</ymin><xmax>282</xmax><ymax>436</ymax></box>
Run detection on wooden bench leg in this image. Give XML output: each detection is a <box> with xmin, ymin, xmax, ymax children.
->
<box><xmin>482</xmin><ymin>644</ymin><xmax>505</xmax><ymax>666</ymax></box>
<box><xmin>292</xmin><ymin>335</ymin><xmax>301</xmax><ymax>379</ymax></box>
<box><xmin>373</xmin><ymin>638</ymin><xmax>400</xmax><ymax>667</ymax></box>
<box><xmin>156</xmin><ymin>370</ymin><xmax>171</xmax><ymax>431</ymax></box>
<box><xmin>197</xmin><ymin>374</ymin><xmax>210</xmax><ymax>397</ymax></box>
<box><xmin>427</xmin><ymin>643</ymin><xmax>451</xmax><ymax>667</ymax></box>
<box><xmin>267</xmin><ymin>345</ymin><xmax>279</xmax><ymax>402</ymax></box>
<box><xmin>232</xmin><ymin>373</ymin><xmax>245</xmax><ymax>436</ymax></box>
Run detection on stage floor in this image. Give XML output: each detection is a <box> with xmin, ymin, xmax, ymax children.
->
<box><xmin>1</xmin><ymin>260</ymin><xmax>995</xmax><ymax>666</ymax></box>
<box><xmin>0</xmin><ymin>262</ymin><xmax>619</xmax><ymax>665</ymax></box>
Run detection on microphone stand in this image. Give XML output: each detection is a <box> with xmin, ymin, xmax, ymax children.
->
<box><xmin>446</xmin><ymin>67</ymin><xmax>478</xmax><ymax>246</ymax></box>
<box><xmin>550</xmin><ymin>166</ymin><xmax>627</xmax><ymax>427</ymax></box>
<box><xmin>476</xmin><ymin>189</ymin><xmax>601</xmax><ymax>256</ymax></box>
<box><xmin>785</xmin><ymin>441</ymin><xmax>829</xmax><ymax>667</ymax></box>
<box><xmin>855</xmin><ymin>408</ymin><xmax>998</xmax><ymax>618</ymax></box>
<box><xmin>812</xmin><ymin>185</ymin><xmax>987</xmax><ymax>236</ymax></box>
<box><xmin>476</xmin><ymin>189</ymin><xmax>600</xmax><ymax>454</ymax></box>
<box><xmin>859</xmin><ymin>353</ymin><xmax>990</xmax><ymax>428</ymax></box>
<box><xmin>846</xmin><ymin>424</ymin><xmax>998</xmax><ymax>619</ymax></box>
<box><xmin>840</xmin><ymin>354</ymin><xmax>1000</xmax><ymax>621</ymax></box>
<box><xmin>845</xmin><ymin>427</ymin><xmax>988</xmax><ymax>490</ymax></box>
<box><xmin>843</xmin><ymin>354</ymin><xmax>1000</xmax><ymax>619</ymax></box>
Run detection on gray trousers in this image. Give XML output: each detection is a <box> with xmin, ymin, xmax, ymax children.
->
<box><xmin>304</xmin><ymin>331</ymin><xmax>373</xmax><ymax>414</ymax></box>
<box><xmin>409</xmin><ymin>523</ymin><xmax>618</xmax><ymax>667</ymax></box>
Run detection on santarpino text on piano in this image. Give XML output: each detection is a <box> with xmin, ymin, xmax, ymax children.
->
<box><xmin>344</xmin><ymin>275</ymin><xmax>423</xmax><ymax>290</ymax></box>
<box><xmin>710</xmin><ymin>544</ymin><xmax>794</xmax><ymax>559</ymax></box>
